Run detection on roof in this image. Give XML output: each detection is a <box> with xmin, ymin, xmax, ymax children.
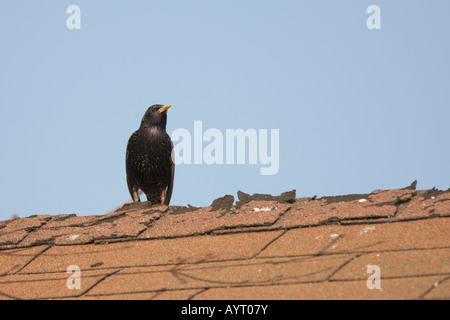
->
<box><xmin>0</xmin><ymin>181</ymin><xmax>449</xmax><ymax>300</ymax></box>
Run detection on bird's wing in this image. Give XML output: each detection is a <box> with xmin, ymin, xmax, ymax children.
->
<box><xmin>125</xmin><ymin>132</ymin><xmax>141</xmax><ymax>202</ymax></box>
<box><xmin>164</xmin><ymin>140</ymin><xmax>175</xmax><ymax>205</ymax></box>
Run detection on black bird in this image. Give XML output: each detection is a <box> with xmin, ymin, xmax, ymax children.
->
<box><xmin>126</xmin><ymin>104</ymin><xmax>174</xmax><ymax>205</ymax></box>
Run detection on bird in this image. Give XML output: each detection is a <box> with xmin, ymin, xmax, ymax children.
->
<box><xmin>126</xmin><ymin>104</ymin><xmax>174</xmax><ymax>205</ymax></box>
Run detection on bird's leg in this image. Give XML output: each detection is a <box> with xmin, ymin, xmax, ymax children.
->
<box><xmin>160</xmin><ymin>189</ymin><xmax>167</xmax><ymax>205</ymax></box>
<box><xmin>131</xmin><ymin>189</ymin><xmax>141</xmax><ymax>202</ymax></box>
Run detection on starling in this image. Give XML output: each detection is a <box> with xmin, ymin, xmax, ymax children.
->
<box><xmin>126</xmin><ymin>104</ymin><xmax>174</xmax><ymax>205</ymax></box>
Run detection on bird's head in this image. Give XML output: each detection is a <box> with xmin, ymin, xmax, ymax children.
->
<box><xmin>140</xmin><ymin>104</ymin><xmax>172</xmax><ymax>130</ymax></box>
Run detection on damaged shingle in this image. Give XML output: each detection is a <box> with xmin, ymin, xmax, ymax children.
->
<box><xmin>403</xmin><ymin>180</ymin><xmax>418</xmax><ymax>191</ymax></box>
<box><xmin>321</xmin><ymin>194</ymin><xmax>372</xmax><ymax>205</ymax></box>
<box><xmin>421</xmin><ymin>187</ymin><xmax>450</xmax><ymax>200</ymax></box>
<box><xmin>236</xmin><ymin>190</ymin><xmax>296</xmax><ymax>208</ymax></box>
<box><xmin>170</xmin><ymin>205</ymin><xmax>200</xmax><ymax>215</ymax></box>
<box><xmin>210</xmin><ymin>195</ymin><xmax>235</xmax><ymax>212</ymax></box>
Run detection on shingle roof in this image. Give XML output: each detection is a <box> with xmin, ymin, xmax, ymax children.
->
<box><xmin>0</xmin><ymin>181</ymin><xmax>449</xmax><ymax>300</ymax></box>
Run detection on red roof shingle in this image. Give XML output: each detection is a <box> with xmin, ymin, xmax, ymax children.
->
<box><xmin>0</xmin><ymin>182</ymin><xmax>449</xmax><ymax>300</ymax></box>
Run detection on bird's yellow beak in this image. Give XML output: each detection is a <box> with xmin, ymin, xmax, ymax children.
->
<box><xmin>159</xmin><ymin>105</ymin><xmax>172</xmax><ymax>113</ymax></box>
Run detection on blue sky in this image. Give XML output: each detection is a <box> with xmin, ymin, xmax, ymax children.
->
<box><xmin>1</xmin><ymin>1</ymin><xmax>449</xmax><ymax>220</ymax></box>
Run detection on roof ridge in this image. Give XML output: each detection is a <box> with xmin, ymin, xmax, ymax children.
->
<box><xmin>1</xmin><ymin>183</ymin><xmax>449</xmax><ymax>251</ymax></box>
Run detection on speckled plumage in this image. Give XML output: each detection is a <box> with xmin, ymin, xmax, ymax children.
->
<box><xmin>126</xmin><ymin>104</ymin><xmax>174</xmax><ymax>205</ymax></box>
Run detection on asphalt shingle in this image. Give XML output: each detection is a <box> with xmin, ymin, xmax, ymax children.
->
<box><xmin>0</xmin><ymin>184</ymin><xmax>449</xmax><ymax>300</ymax></box>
